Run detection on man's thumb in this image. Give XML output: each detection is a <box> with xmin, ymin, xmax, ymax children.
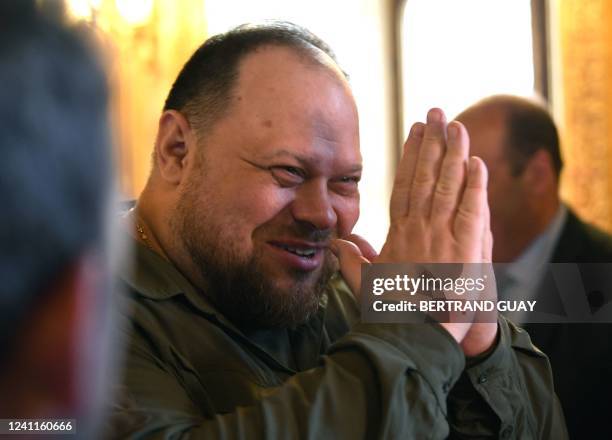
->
<box><xmin>330</xmin><ymin>238</ymin><xmax>371</xmax><ymax>297</ymax></box>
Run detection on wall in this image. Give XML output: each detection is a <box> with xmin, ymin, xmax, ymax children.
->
<box><xmin>551</xmin><ymin>0</ymin><xmax>612</xmax><ymax>232</ymax></box>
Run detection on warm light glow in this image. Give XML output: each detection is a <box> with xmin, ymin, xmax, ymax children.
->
<box><xmin>115</xmin><ymin>0</ymin><xmax>154</xmax><ymax>26</ymax></box>
<box><xmin>401</xmin><ymin>0</ymin><xmax>535</xmax><ymax>137</ymax></box>
<box><xmin>66</xmin><ymin>0</ymin><xmax>93</xmax><ymax>20</ymax></box>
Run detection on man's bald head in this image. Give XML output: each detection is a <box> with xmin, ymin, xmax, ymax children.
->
<box><xmin>457</xmin><ymin>94</ymin><xmax>563</xmax><ymax>178</ymax></box>
<box><xmin>456</xmin><ymin>95</ymin><xmax>563</xmax><ymax>262</ymax></box>
<box><xmin>163</xmin><ymin>21</ymin><xmax>346</xmax><ymax>139</ymax></box>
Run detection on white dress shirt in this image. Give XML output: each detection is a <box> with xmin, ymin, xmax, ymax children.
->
<box><xmin>497</xmin><ymin>204</ymin><xmax>568</xmax><ymax>323</ymax></box>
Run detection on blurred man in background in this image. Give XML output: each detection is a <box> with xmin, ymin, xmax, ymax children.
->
<box><xmin>457</xmin><ymin>94</ymin><xmax>612</xmax><ymax>438</ymax></box>
<box><xmin>0</xmin><ymin>1</ymin><xmax>115</xmax><ymax>437</ymax></box>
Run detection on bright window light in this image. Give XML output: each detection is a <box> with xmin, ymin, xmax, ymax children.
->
<box><xmin>115</xmin><ymin>0</ymin><xmax>154</xmax><ymax>26</ymax></box>
<box><xmin>401</xmin><ymin>0</ymin><xmax>535</xmax><ymax>136</ymax></box>
<box><xmin>66</xmin><ymin>0</ymin><xmax>93</xmax><ymax>20</ymax></box>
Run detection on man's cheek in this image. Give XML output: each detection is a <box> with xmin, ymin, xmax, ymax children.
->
<box><xmin>337</xmin><ymin>200</ymin><xmax>360</xmax><ymax>237</ymax></box>
<box><xmin>235</xmin><ymin>181</ymin><xmax>289</xmax><ymax>209</ymax></box>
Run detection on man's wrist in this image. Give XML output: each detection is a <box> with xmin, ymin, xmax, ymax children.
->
<box><xmin>461</xmin><ymin>322</ymin><xmax>499</xmax><ymax>364</ymax></box>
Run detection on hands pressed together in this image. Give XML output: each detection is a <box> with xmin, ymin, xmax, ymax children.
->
<box><xmin>332</xmin><ymin>108</ymin><xmax>497</xmax><ymax>357</ymax></box>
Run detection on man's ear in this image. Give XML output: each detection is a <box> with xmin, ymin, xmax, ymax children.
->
<box><xmin>521</xmin><ymin>149</ymin><xmax>556</xmax><ymax>194</ymax></box>
<box><xmin>154</xmin><ymin>110</ymin><xmax>195</xmax><ymax>185</ymax></box>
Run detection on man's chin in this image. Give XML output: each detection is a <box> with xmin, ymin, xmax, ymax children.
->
<box><xmin>222</xmin><ymin>262</ymin><xmax>333</xmax><ymax>330</ymax></box>
<box><xmin>260</xmin><ymin>260</ymin><xmax>330</xmax><ymax>293</ymax></box>
<box><xmin>220</xmin><ymin>280</ymin><xmax>323</xmax><ymax>330</ymax></box>
<box><xmin>191</xmin><ymin>247</ymin><xmax>337</xmax><ymax>329</ymax></box>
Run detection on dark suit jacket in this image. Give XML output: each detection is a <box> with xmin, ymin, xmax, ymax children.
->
<box><xmin>523</xmin><ymin>209</ymin><xmax>612</xmax><ymax>439</ymax></box>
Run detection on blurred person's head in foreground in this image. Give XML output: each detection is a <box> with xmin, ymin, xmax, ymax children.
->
<box><xmin>0</xmin><ymin>0</ymin><xmax>113</xmax><ymax>433</ymax></box>
<box><xmin>456</xmin><ymin>95</ymin><xmax>563</xmax><ymax>262</ymax></box>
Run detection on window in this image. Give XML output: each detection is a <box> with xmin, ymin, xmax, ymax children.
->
<box><xmin>401</xmin><ymin>0</ymin><xmax>535</xmax><ymax>137</ymax></box>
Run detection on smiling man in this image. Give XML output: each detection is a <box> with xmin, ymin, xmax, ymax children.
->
<box><xmin>110</xmin><ymin>23</ymin><xmax>566</xmax><ymax>438</ymax></box>
<box><xmin>151</xmin><ymin>41</ymin><xmax>360</xmax><ymax>330</ymax></box>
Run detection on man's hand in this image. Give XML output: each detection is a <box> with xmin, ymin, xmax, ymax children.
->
<box><xmin>332</xmin><ymin>108</ymin><xmax>497</xmax><ymax>355</ymax></box>
<box><xmin>461</xmin><ymin>197</ymin><xmax>497</xmax><ymax>356</ymax></box>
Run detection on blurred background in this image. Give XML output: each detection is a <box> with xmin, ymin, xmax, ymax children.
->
<box><xmin>61</xmin><ymin>0</ymin><xmax>612</xmax><ymax>250</ymax></box>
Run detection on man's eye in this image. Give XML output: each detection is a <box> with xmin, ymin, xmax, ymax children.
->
<box><xmin>282</xmin><ymin>166</ymin><xmax>302</xmax><ymax>176</ymax></box>
<box><xmin>270</xmin><ymin>166</ymin><xmax>305</xmax><ymax>186</ymax></box>
<box><xmin>335</xmin><ymin>175</ymin><xmax>361</xmax><ymax>186</ymax></box>
<box><xmin>339</xmin><ymin>176</ymin><xmax>360</xmax><ymax>184</ymax></box>
<box><xmin>332</xmin><ymin>175</ymin><xmax>360</xmax><ymax>195</ymax></box>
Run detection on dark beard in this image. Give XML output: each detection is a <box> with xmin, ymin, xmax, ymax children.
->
<box><xmin>186</xmin><ymin>243</ymin><xmax>336</xmax><ymax>330</ymax></box>
<box><xmin>175</xmin><ymin>190</ymin><xmax>337</xmax><ymax>330</ymax></box>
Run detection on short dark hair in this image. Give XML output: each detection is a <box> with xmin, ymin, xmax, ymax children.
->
<box><xmin>477</xmin><ymin>95</ymin><xmax>563</xmax><ymax>177</ymax></box>
<box><xmin>163</xmin><ymin>21</ymin><xmax>343</xmax><ymax>135</ymax></box>
<box><xmin>0</xmin><ymin>2</ymin><xmax>111</xmax><ymax>361</ymax></box>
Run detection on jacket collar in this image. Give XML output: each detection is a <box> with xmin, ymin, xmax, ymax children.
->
<box><xmin>120</xmin><ymin>236</ymin><xmax>236</xmax><ymax>327</ymax></box>
<box><xmin>120</xmin><ymin>235</ymin><xmax>333</xmax><ymax>373</ymax></box>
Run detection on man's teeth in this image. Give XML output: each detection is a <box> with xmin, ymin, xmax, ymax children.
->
<box><xmin>282</xmin><ymin>245</ymin><xmax>316</xmax><ymax>257</ymax></box>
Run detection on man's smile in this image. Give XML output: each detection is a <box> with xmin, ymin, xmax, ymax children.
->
<box><xmin>267</xmin><ymin>239</ymin><xmax>328</xmax><ymax>271</ymax></box>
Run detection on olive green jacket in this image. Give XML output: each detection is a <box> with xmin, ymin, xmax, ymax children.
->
<box><xmin>108</xmin><ymin>241</ymin><xmax>567</xmax><ymax>439</ymax></box>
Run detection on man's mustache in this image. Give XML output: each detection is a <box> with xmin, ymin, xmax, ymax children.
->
<box><xmin>277</xmin><ymin>223</ymin><xmax>337</xmax><ymax>244</ymax></box>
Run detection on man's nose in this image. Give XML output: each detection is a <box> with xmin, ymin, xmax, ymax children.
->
<box><xmin>291</xmin><ymin>180</ymin><xmax>337</xmax><ymax>231</ymax></box>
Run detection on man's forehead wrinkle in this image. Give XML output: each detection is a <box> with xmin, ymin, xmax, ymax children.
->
<box><xmin>311</xmin><ymin>117</ymin><xmax>361</xmax><ymax>168</ymax></box>
<box><xmin>312</xmin><ymin>110</ymin><xmax>339</xmax><ymax>142</ymax></box>
<box><xmin>311</xmin><ymin>105</ymin><xmax>358</xmax><ymax>148</ymax></box>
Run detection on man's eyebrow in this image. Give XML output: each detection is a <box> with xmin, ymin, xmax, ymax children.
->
<box><xmin>345</xmin><ymin>164</ymin><xmax>363</xmax><ymax>173</ymax></box>
<box><xmin>260</xmin><ymin>149</ymin><xmax>363</xmax><ymax>173</ymax></box>
<box><xmin>259</xmin><ymin>149</ymin><xmax>309</xmax><ymax>166</ymax></box>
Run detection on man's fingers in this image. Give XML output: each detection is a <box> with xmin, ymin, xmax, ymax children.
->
<box><xmin>430</xmin><ymin>121</ymin><xmax>469</xmax><ymax>222</ymax></box>
<box><xmin>409</xmin><ymin>108</ymin><xmax>447</xmax><ymax>219</ymax></box>
<box><xmin>330</xmin><ymin>239</ymin><xmax>370</xmax><ymax>297</ymax></box>
<box><xmin>482</xmin><ymin>195</ymin><xmax>493</xmax><ymax>263</ymax></box>
<box><xmin>346</xmin><ymin>233</ymin><xmax>378</xmax><ymax>261</ymax></box>
<box><xmin>389</xmin><ymin>122</ymin><xmax>424</xmax><ymax>221</ymax></box>
<box><xmin>453</xmin><ymin>156</ymin><xmax>488</xmax><ymax>245</ymax></box>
